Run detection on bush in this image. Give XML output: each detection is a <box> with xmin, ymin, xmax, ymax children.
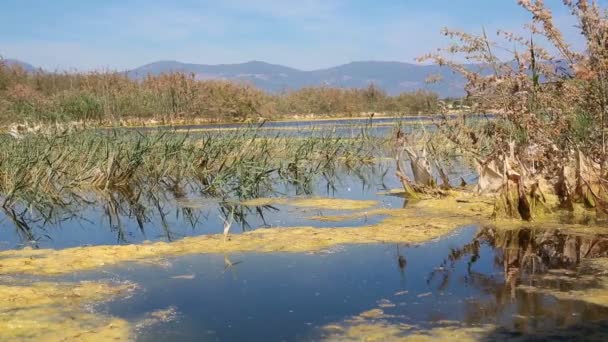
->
<box><xmin>54</xmin><ymin>91</ymin><xmax>104</xmax><ymax>122</ymax></box>
<box><xmin>0</xmin><ymin>64</ymin><xmax>440</xmax><ymax>124</ymax></box>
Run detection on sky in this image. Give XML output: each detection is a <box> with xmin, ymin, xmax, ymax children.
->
<box><xmin>0</xmin><ymin>0</ymin><xmax>595</xmax><ymax>71</ymax></box>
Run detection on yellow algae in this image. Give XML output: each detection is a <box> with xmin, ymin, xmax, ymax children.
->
<box><xmin>410</xmin><ymin>192</ymin><xmax>495</xmax><ymax>217</ymax></box>
<box><xmin>324</xmin><ymin>321</ymin><xmax>491</xmax><ymax>342</ymax></box>
<box><xmin>376</xmin><ymin>188</ymin><xmax>408</xmax><ymax>196</ymax></box>
<box><xmin>291</xmin><ymin>198</ymin><xmax>379</xmax><ymax>211</ymax></box>
<box><xmin>241</xmin><ymin>196</ymin><xmax>379</xmax><ymax>211</ymax></box>
<box><xmin>400</xmin><ymin>325</ymin><xmax>493</xmax><ymax>342</ymax></box>
<box><xmin>359</xmin><ymin>309</ymin><xmax>387</xmax><ymax>319</ymax></box>
<box><xmin>174</xmin><ymin>197</ymin><xmax>216</xmax><ymax>209</ymax></box>
<box><xmin>171</xmin><ymin>274</ymin><xmax>196</xmax><ymax>280</ymax></box>
<box><xmin>241</xmin><ymin>197</ymin><xmax>289</xmax><ymax>207</ymax></box>
<box><xmin>322</xmin><ymin>305</ymin><xmax>492</xmax><ymax>342</ymax></box>
<box><xmin>322</xmin><ymin>308</ymin><xmax>407</xmax><ymax>342</ymax></box>
<box><xmin>324</xmin><ymin>321</ymin><xmax>414</xmax><ymax>342</ymax></box>
<box><xmin>0</xmin><ymin>192</ymin><xmax>491</xmax><ymax>276</ymax></box>
<box><xmin>313</xmin><ymin>191</ymin><xmax>495</xmax><ymax>223</ymax></box>
<box><xmin>310</xmin><ymin>208</ymin><xmax>389</xmax><ymax>222</ymax></box>
<box><xmin>488</xmin><ymin>216</ymin><xmax>608</xmax><ymax>238</ymax></box>
<box><xmin>135</xmin><ymin>306</ymin><xmax>179</xmax><ymax>330</ymax></box>
<box><xmin>0</xmin><ymin>281</ymin><xmax>136</xmax><ymax>341</ymax></box>
<box><xmin>377</xmin><ymin>299</ymin><xmax>397</xmax><ymax>308</ymax></box>
<box><xmin>1</xmin><ymin>308</ymin><xmax>131</xmax><ymax>342</ymax></box>
<box><xmin>0</xmin><ymin>281</ymin><xmax>136</xmax><ymax>309</ymax></box>
<box><xmin>519</xmin><ymin>280</ymin><xmax>608</xmax><ymax>307</ymax></box>
<box><xmin>0</xmin><ymin>219</ymin><xmax>468</xmax><ymax>276</ymax></box>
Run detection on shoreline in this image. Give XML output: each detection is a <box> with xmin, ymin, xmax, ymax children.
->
<box><xmin>108</xmin><ymin>112</ymin><xmax>486</xmax><ymax>130</ymax></box>
<box><xmin>0</xmin><ymin>113</ymin><xmax>495</xmax><ymax>136</ymax></box>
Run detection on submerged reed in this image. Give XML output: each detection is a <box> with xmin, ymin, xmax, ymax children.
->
<box><xmin>0</xmin><ymin>125</ymin><xmax>384</xmax><ymax>227</ymax></box>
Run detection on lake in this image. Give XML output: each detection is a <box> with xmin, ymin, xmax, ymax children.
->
<box><xmin>1</xmin><ymin>117</ymin><xmax>608</xmax><ymax>341</ymax></box>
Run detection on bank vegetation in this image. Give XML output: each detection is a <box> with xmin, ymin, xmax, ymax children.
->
<box><xmin>397</xmin><ymin>0</ymin><xmax>608</xmax><ymax>224</ymax></box>
<box><xmin>0</xmin><ymin>62</ymin><xmax>438</xmax><ymax>126</ymax></box>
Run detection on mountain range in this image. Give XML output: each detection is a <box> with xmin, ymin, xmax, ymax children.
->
<box><xmin>4</xmin><ymin>59</ymin><xmax>37</xmax><ymax>72</ymax></box>
<box><xmin>4</xmin><ymin>59</ymin><xmax>468</xmax><ymax>98</ymax></box>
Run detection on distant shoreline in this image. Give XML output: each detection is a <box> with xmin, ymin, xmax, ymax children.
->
<box><xmin>109</xmin><ymin>112</ymin><xmax>485</xmax><ymax>130</ymax></box>
<box><xmin>2</xmin><ymin>112</ymin><xmax>491</xmax><ymax>135</ymax></box>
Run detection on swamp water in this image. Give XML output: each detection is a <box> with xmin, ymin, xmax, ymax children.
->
<box><xmin>84</xmin><ymin>226</ymin><xmax>608</xmax><ymax>341</ymax></box>
<box><xmin>1</xmin><ymin>120</ymin><xmax>608</xmax><ymax>341</ymax></box>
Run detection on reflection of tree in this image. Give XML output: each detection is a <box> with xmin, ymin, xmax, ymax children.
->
<box><xmin>0</xmin><ymin>159</ymin><xmax>390</xmax><ymax>248</ymax></box>
<box><xmin>2</xmin><ymin>206</ymin><xmax>40</xmax><ymax>248</ymax></box>
<box><xmin>427</xmin><ymin>225</ymin><xmax>608</xmax><ymax>333</ymax></box>
<box><xmin>100</xmin><ymin>186</ymin><xmax>148</xmax><ymax>243</ymax></box>
<box><xmin>431</xmin><ymin>226</ymin><xmax>608</xmax><ymax>286</ymax></box>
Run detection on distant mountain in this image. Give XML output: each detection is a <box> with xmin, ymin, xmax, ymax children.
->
<box><xmin>3</xmin><ymin>58</ymin><xmax>469</xmax><ymax>98</ymax></box>
<box><xmin>3</xmin><ymin>59</ymin><xmax>37</xmax><ymax>72</ymax></box>
<box><xmin>128</xmin><ymin>60</ymin><xmax>468</xmax><ymax>98</ymax></box>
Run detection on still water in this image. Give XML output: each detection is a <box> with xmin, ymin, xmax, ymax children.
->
<box><xmin>57</xmin><ymin>225</ymin><xmax>608</xmax><ymax>341</ymax></box>
<box><xmin>2</xmin><ymin>117</ymin><xmax>608</xmax><ymax>341</ymax></box>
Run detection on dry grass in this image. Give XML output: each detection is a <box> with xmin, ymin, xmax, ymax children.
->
<box><xmin>408</xmin><ymin>0</ymin><xmax>608</xmax><ymax>222</ymax></box>
<box><xmin>0</xmin><ymin>61</ymin><xmax>439</xmax><ymax>126</ymax></box>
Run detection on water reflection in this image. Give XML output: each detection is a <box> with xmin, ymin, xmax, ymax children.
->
<box><xmin>423</xmin><ymin>225</ymin><xmax>608</xmax><ymax>338</ymax></box>
<box><xmin>0</xmin><ymin>160</ymin><xmax>406</xmax><ymax>250</ymax></box>
<box><xmin>82</xmin><ymin>225</ymin><xmax>608</xmax><ymax>341</ymax></box>
<box><xmin>457</xmin><ymin>226</ymin><xmax>608</xmax><ymax>277</ymax></box>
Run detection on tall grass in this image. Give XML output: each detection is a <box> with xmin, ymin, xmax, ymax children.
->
<box><xmin>0</xmin><ymin>126</ymin><xmax>383</xmax><ymax>214</ymax></box>
<box><xmin>0</xmin><ymin>62</ymin><xmax>439</xmax><ymax>126</ymax></box>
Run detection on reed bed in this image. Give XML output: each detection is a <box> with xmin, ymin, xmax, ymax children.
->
<box><xmin>0</xmin><ymin>125</ymin><xmax>385</xmax><ymax>218</ymax></box>
<box><xmin>0</xmin><ymin>63</ymin><xmax>439</xmax><ymax>126</ymax></box>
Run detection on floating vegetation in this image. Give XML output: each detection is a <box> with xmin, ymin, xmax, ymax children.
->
<box><xmin>321</xmin><ymin>305</ymin><xmax>492</xmax><ymax>342</ymax></box>
<box><xmin>134</xmin><ymin>306</ymin><xmax>179</xmax><ymax>331</ymax></box>
<box><xmin>241</xmin><ymin>197</ymin><xmax>379</xmax><ymax>211</ymax></box>
<box><xmin>0</xmin><ymin>280</ymin><xmax>136</xmax><ymax>341</ymax></box>
<box><xmin>0</xmin><ymin>192</ymin><xmax>490</xmax><ymax>276</ymax></box>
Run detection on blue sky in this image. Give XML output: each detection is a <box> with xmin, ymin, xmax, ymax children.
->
<box><xmin>0</xmin><ymin>0</ymin><xmax>592</xmax><ymax>71</ymax></box>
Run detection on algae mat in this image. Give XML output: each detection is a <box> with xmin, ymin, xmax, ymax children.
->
<box><xmin>241</xmin><ymin>196</ymin><xmax>380</xmax><ymax>211</ymax></box>
<box><xmin>321</xmin><ymin>305</ymin><xmax>492</xmax><ymax>342</ymax></box>
<box><xmin>0</xmin><ymin>192</ymin><xmax>492</xmax><ymax>341</ymax></box>
<box><xmin>0</xmin><ymin>280</ymin><xmax>136</xmax><ymax>341</ymax></box>
<box><xmin>0</xmin><ymin>192</ymin><xmax>492</xmax><ymax>277</ymax></box>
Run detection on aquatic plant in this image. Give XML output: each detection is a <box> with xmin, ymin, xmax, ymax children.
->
<box><xmin>0</xmin><ymin>125</ymin><xmax>385</xmax><ymax>242</ymax></box>
<box><xmin>416</xmin><ymin>0</ymin><xmax>608</xmax><ymax>221</ymax></box>
<box><xmin>0</xmin><ymin>190</ymin><xmax>490</xmax><ymax>276</ymax></box>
